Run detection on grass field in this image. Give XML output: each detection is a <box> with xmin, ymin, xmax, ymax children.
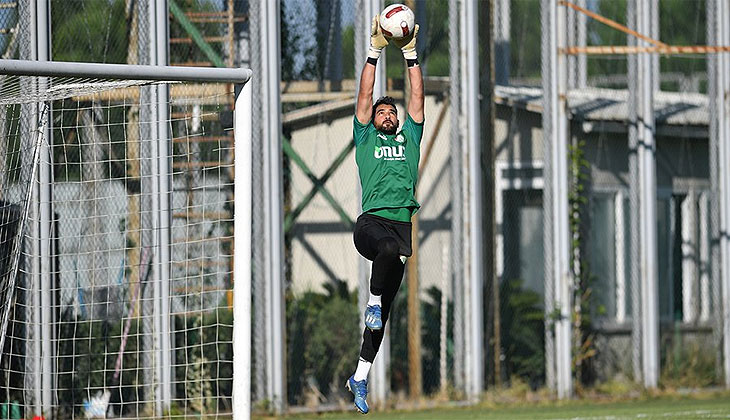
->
<box><xmin>261</xmin><ymin>395</ymin><xmax>730</xmax><ymax>420</ymax></box>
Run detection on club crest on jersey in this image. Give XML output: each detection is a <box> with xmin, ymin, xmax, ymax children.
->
<box><xmin>374</xmin><ymin>145</ymin><xmax>406</xmax><ymax>161</ymax></box>
<box><xmin>395</xmin><ymin>134</ymin><xmax>405</xmax><ymax>143</ymax></box>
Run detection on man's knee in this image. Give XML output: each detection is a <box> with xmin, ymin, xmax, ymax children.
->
<box><xmin>376</xmin><ymin>237</ymin><xmax>400</xmax><ymax>259</ymax></box>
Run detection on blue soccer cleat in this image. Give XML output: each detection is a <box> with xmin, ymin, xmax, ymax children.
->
<box><xmin>364</xmin><ymin>305</ymin><xmax>382</xmax><ymax>331</ymax></box>
<box><xmin>346</xmin><ymin>375</ymin><xmax>369</xmax><ymax>414</ymax></box>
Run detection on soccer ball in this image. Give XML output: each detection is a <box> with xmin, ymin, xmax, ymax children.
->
<box><xmin>379</xmin><ymin>4</ymin><xmax>415</xmax><ymax>40</ymax></box>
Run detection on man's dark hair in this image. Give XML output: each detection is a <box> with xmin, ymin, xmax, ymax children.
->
<box><xmin>371</xmin><ymin>96</ymin><xmax>397</xmax><ymax>122</ymax></box>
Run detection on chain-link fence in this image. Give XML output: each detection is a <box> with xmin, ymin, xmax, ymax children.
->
<box><xmin>1</xmin><ymin>0</ymin><xmax>728</xmax><ymax>417</ymax></box>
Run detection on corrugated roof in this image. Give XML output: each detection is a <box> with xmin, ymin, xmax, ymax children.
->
<box><xmin>495</xmin><ymin>85</ymin><xmax>709</xmax><ymax>126</ymax></box>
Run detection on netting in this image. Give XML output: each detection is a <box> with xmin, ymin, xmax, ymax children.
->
<box><xmin>0</xmin><ymin>73</ymin><xmax>238</xmax><ymax>418</ymax></box>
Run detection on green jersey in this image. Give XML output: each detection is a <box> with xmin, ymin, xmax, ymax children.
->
<box><xmin>353</xmin><ymin>113</ymin><xmax>424</xmax><ymax>220</ymax></box>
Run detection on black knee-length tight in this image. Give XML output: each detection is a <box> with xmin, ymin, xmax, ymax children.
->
<box><xmin>353</xmin><ymin>214</ymin><xmax>411</xmax><ymax>363</ymax></box>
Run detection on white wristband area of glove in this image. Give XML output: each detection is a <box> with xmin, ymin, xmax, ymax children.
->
<box><xmin>368</xmin><ymin>46</ymin><xmax>383</xmax><ymax>61</ymax></box>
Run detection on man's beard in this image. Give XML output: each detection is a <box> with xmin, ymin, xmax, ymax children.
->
<box><xmin>377</xmin><ymin>121</ymin><xmax>397</xmax><ymax>135</ymax></box>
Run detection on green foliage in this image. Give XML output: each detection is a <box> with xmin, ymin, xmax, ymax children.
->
<box><xmin>173</xmin><ymin>309</ymin><xmax>233</xmax><ymax>413</ymax></box>
<box><xmin>568</xmin><ymin>138</ymin><xmax>598</xmax><ymax>388</ymax></box>
<box><xmin>510</xmin><ymin>0</ymin><xmax>542</xmax><ymax>79</ymax></box>
<box><xmin>53</xmin><ymin>308</ymin><xmax>233</xmax><ymax>417</ymax></box>
<box><xmin>390</xmin><ymin>285</ymin><xmax>454</xmax><ymax>395</ymax></box>
<box><xmin>286</xmin><ymin>280</ymin><xmax>360</xmax><ymax>405</ymax></box>
<box><xmin>52</xmin><ymin>0</ymin><xmax>129</xmax><ymax>63</ymax></box>
<box><xmin>660</xmin><ymin>334</ymin><xmax>718</xmax><ymax>388</ymax></box>
<box><xmin>500</xmin><ymin>278</ymin><xmax>545</xmax><ymax>388</ymax></box>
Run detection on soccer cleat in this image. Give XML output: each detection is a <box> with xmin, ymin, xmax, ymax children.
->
<box><xmin>346</xmin><ymin>375</ymin><xmax>369</xmax><ymax>414</ymax></box>
<box><xmin>364</xmin><ymin>305</ymin><xmax>383</xmax><ymax>331</ymax></box>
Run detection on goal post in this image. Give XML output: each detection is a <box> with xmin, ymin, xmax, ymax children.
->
<box><xmin>0</xmin><ymin>59</ymin><xmax>253</xmax><ymax>419</ymax></box>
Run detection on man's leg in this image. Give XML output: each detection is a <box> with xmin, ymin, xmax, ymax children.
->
<box><xmin>358</xmin><ymin>253</ymin><xmax>406</xmax><ymax>363</ymax></box>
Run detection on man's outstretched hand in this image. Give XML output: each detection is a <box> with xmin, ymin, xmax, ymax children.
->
<box><xmin>393</xmin><ymin>24</ymin><xmax>419</xmax><ymax>60</ymax></box>
<box><xmin>368</xmin><ymin>15</ymin><xmax>389</xmax><ymax>60</ymax></box>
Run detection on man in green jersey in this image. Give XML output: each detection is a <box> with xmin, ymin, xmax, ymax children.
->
<box><xmin>345</xmin><ymin>13</ymin><xmax>424</xmax><ymax>415</ymax></box>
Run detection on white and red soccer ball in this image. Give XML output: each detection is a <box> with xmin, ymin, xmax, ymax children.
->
<box><xmin>379</xmin><ymin>4</ymin><xmax>415</xmax><ymax>41</ymax></box>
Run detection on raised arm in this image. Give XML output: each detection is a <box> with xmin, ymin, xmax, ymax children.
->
<box><xmin>356</xmin><ymin>16</ymin><xmax>389</xmax><ymax>125</ymax></box>
<box><xmin>394</xmin><ymin>25</ymin><xmax>423</xmax><ymax>123</ymax></box>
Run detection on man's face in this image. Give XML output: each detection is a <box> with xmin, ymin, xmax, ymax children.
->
<box><xmin>373</xmin><ymin>104</ymin><xmax>398</xmax><ymax>135</ymax></box>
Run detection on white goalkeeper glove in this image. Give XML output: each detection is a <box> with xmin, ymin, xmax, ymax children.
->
<box><xmin>368</xmin><ymin>15</ymin><xmax>389</xmax><ymax>61</ymax></box>
<box><xmin>393</xmin><ymin>24</ymin><xmax>419</xmax><ymax>61</ymax></box>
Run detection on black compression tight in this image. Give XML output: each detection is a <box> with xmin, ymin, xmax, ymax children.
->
<box><xmin>354</xmin><ymin>231</ymin><xmax>406</xmax><ymax>363</ymax></box>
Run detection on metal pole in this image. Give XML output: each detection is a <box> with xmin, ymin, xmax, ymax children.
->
<box><xmin>155</xmin><ymin>0</ymin><xmax>173</xmax><ymax>410</ymax></box>
<box><xmin>264</xmin><ymin>0</ymin><xmax>285</xmax><ymax>411</ymax></box>
<box><xmin>147</xmin><ymin>2</ymin><xmax>163</xmax><ymax>415</ymax></box>
<box><xmin>465</xmin><ymin>0</ymin><xmax>483</xmax><ymax>400</ymax></box>
<box><xmin>36</xmin><ymin>0</ymin><xmax>53</xmax><ymax>416</ymax></box>
<box><xmin>448</xmin><ymin>0</ymin><xmax>464</xmax><ymax>393</ymax></box>
<box><xmin>544</xmin><ymin>0</ymin><xmax>572</xmax><ymax>398</ymax></box>
<box><xmin>557</xmin><ymin>3</ymin><xmax>572</xmax><ymax>399</ymax></box>
<box><xmin>24</xmin><ymin>0</ymin><xmax>43</xmax><ymax>414</ymax></box>
<box><xmin>248</xmin><ymin>0</ymin><xmax>266</xmax><ymax>405</ymax></box>
<box><xmin>627</xmin><ymin>0</ymin><xmax>642</xmax><ymax>385</ymax></box>
<box><xmin>0</xmin><ymin>59</ymin><xmax>251</xmax><ymax>81</ymax></box>
<box><xmin>719</xmin><ymin>0</ymin><xmax>730</xmax><ymax>388</ymax></box>
<box><xmin>541</xmin><ymin>0</ymin><xmax>555</xmax><ymax>393</ymax></box>
<box><xmin>232</xmin><ymin>80</ymin><xmax>253</xmax><ymax>420</ymax></box>
<box><xmin>637</xmin><ymin>0</ymin><xmax>659</xmax><ymax>389</ymax></box>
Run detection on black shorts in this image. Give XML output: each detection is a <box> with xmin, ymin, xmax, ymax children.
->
<box><xmin>353</xmin><ymin>213</ymin><xmax>413</xmax><ymax>260</ymax></box>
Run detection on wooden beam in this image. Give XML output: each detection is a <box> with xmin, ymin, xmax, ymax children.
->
<box><xmin>559</xmin><ymin>0</ymin><xmax>667</xmax><ymax>48</ymax></box>
<box><xmin>563</xmin><ymin>45</ymin><xmax>730</xmax><ymax>55</ymax></box>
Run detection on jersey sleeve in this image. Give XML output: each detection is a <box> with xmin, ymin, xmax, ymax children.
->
<box><xmin>353</xmin><ymin>116</ymin><xmax>373</xmax><ymax>146</ymax></box>
<box><xmin>402</xmin><ymin>113</ymin><xmax>424</xmax><ymax>146</ymax></box>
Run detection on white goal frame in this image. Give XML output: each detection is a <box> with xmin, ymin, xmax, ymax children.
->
<box><xmin>0</xmin><ymin>58</ymin><xmax>253</xmax><ymax>420</ymax></box>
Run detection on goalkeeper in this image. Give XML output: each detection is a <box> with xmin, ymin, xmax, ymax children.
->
<box><xmin>346</xmin><ymin>14</ymin><xmax>424</xmax><ymax>415</ymax></box>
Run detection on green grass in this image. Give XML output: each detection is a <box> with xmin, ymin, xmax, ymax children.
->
<box><xmin>260</xmin><ymin>395</ymin><xmax>730</xmax><ymax>420</ymax></box>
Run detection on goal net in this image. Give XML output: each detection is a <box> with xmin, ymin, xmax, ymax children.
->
<box><xmin>0</xmin><ymin>62</ymin><xmax>251</xmax><ymax>419</ymax></box>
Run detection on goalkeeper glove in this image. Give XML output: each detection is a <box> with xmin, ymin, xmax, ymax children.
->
<box><xmin>368</xmin><ymin>15</ymin><xmax>389</xmax><ymax>61</ymax></box>
<box><xmin>393</xmin><ymin>24</ymin><xmax>419</xmax><ymax>61</ymax></box>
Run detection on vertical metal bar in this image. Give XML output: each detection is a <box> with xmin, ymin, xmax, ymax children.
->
<box><xmin>265</xmin><ymin>0</ymin><xmax>285</xmax><ymax>411</ymax></box>
<box><xmin>155</xmin><ymin>0</ymin><xmax>172</xmax><ymax>410</ymax></box>
<box><xmin>543</xmin><ymin>0</ymin><xmax>572</xmax><ymax>398</ymax></box>
<box><xmin>232</xmin><ymin>81</ymin><xmax>253</xmax><ymax>420</ymax></box>
<box><xmin>36</xmin><ymin>0</ymin><xmax>52</xmax><ymax>415</ymax></box>
<box><xmin>465</xmin><ymin>0</ymin><xmax>483</xmax><ymax>400</ymax></box>
<box><xmin>147</xmin><ymin>1</ymin><xmax>163</xmax><ymax>415</ymax></box>
<box><xmin>615</xmin><ymin>191</ymin><xmax>626</xmax><ymax>323</ymax></box>
<box><xmin>707</xmin><ymin>0</ymin><xmax>718</xmax><ymax>345</ymax></box>
<box><xmin>255</xmin><ymin>0</ymin><xmax>285</xmax><ymax>410</ymax></box>
<box><xmin>25</xmin><ymin>0</ymin><xmax>43</xmax><ymax>414</ymax></box>
<box><xmin>448</xmin><ymin>0</ymin><xmax>464</xmax><ymax>393</ymax></box>
<box><xmin>555</xmin><ymin>1</ymin><xmax>572</xmax><ymax>399</ymax></box>
<box><xmin>248</xmin><ymin>0</ymin><xmax>266</xmax><ymax>404</ymax></box>
<box><xmin>627</xmin><ymin>0</ymin><xmax>642</xmax><ymax>385</ymax></box>
<box><xmin>720</xmin><ymin>0</ymin><xmax>730</xmax><ymax>388</ymax></box>
<box><xmin>541</xmin><ymin>0</ymin><xmax>556</xmax><ymax>393</ymax></box>
<box><xmin>638</xmin><ymin>0</ymin><xmax>659</xmax><ymax>388</ymax></box>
